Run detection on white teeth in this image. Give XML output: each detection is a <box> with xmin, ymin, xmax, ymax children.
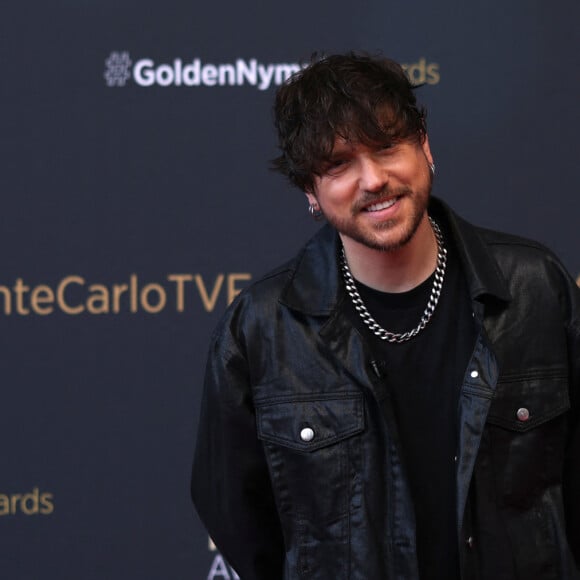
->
<box><xmin>366</xmin><ymin>198</ymin><xmax>397</xmax><ymax>212</ymax></box>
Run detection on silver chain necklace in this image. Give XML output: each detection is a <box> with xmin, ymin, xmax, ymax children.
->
<box><xmin>340</xmin><ymin>217</ymin><xmax>447</xmax><ymax>343</ymax></box>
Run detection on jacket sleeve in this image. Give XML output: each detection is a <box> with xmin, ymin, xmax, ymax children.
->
<box><xmin>191</xmin><ymin>320</ymin><xmax>285</xmax><ymax>580</ymax></box>
<box><xmin>563</xmin><ymin>273</ymin><xmax>580</xmax><ymax>566</ymax></box>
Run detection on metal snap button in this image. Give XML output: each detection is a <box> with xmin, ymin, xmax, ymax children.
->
<box><xmin>300</xmin><ymin>427</ymin><xmax>315</xmax><ymax>442</ymax></box>
<box><xmin>516</xmin><ymin>407</ymin><xmax>530</xmax><ymax>422</ymax></box>
<box><xmin>470</xmin><ymin>370</ymin><xmax>479</xmax><ymax>379</ymax></box>
<box><xmin>466</xmin><ymin>536</ymin><xmax>475</xmax><ymax>549</ymax></box>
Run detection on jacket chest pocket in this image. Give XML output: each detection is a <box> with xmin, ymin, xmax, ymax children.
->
<box><xmin>485</xmin><ymin>375</ymin><xmax>570</xmax><ymax>508</ymax></box>
<box><xmin>256</xmin><ymin>392</ymin><xmax>364</xmax><ymax>525</ymax></box>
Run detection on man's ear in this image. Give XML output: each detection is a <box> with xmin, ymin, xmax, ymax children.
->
<box><xmin>421</xmin><ymin>134</ymin><xmax>434</xmax><ymax>166</ymax></box>
<box><xmin>305</xmin><ymin>191</ymin><xmax>317</xmax><ymax>206</ymax></box>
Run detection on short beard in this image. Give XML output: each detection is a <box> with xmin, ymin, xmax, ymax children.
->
<box><xmin>327</xmin><ymin>182</ymin><xmax>431</xmax><ymax>253</ymax></box>
<box><xmin>339</xmin><ymin>209</ymin><xmax>424</xmax><ymax>252</ymax></box>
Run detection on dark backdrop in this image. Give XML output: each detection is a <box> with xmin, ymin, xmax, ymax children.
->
<box><xmin>1</xmin><ymin>1</ymin><xmax>579</xmax><ymax>578</ymax></box>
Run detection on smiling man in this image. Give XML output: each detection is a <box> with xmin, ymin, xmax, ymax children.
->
<box><xmin>192</xmin><ymin>53</ymin><xmax>580</xmax><ymax>579</ymax></box>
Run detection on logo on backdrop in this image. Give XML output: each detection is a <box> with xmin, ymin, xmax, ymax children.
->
<box><xmin>103</xmin><ymin>52</ymin><xmax>302</xmax><ymax>91</ymax></box>
<box><xmin>401</xmin><ymin>58</ymin><xmax>440</xmax><ymax>85</ymax></box>
<box><xmin>0</xmin><ymin>488</ymin><xmax>54</xmax><ymax>516</ymax></box>
<box><xmin>207</xmin><ymin>537</ymin><xmax>239</xmax><ymax>580</ymax></box>
<box><xmin>104</xmin><ymin>52</ymin><xmax>133</xmax><ymax>87</ymax></box>
<box><xmin>103</xmin><ymin>52</ymin><xmax>441</xmax><ymax>90</ymax></box>
<box><xmin>0</xmin><ymin>273</ymin><xmax>251</xmax><ymax>317</ymax></box>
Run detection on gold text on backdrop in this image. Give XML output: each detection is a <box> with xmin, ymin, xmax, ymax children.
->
<box><xmin>0</xmin><ymin>273</ymin><xmax>252</xmax><ymax>316</ymax></box>
<box><xmin>0</xmin><ymin>488</ymin><xmax>54</xmax><ymax>516</ymax></box>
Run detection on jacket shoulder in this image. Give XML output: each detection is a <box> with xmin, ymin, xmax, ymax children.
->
<box><xmin>208</xmin><ymin>256</ymin><xmax>297</xmax><ymax>351</ymax></box>
<box><xmin>477</xmin><ymin>226</ymin><xmax>568</xmax><ymax>272</ymax></box>
<box><xmin>478</xmin><ymin>226</ymin><xmax>553</xmax><ymax>252</ymax></box>
<box><xmin>234</xmin><ymin>258</ymin><xmax>295</xmax><ymax>310</ymax></box>
<box><xmin>475</xmin><ymin>226</ymin><xmax>578</xmax><ymax>310</ymax></box>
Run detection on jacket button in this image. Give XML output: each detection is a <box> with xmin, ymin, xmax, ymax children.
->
<box><xmin>470</xmin><ymin>370</ymin><xmax>479</xmax><ymax>379</ymax></box>
<box><xmin>300</xmin><ymin>427</ymin><xmax>315</xmax><ymax>442</ymax></box>
<box><xmin>466</xmin><ymin>536</ymin><xmax>475</xmax><ymax>549</ymax></box>
<box><xmin>516</xmin><ymin>407</ymin><xmax>530</xmax><ymax>422</ymax></box>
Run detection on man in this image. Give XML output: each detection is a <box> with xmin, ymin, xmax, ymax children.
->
<box><xmin>192</xmin><ymin>53</ymin><xmax>580</xmax><ymax>579</ymax></box>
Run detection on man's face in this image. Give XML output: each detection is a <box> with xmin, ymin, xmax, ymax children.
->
<box><xmin>306</xmin><ymin>135</ymin><xmax>434</xmax><ymax>253</ymax></box>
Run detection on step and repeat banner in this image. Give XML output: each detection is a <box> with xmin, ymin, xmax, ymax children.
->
<box><xmin>1</xmin><ymin>1</ymin><xmax>579</xmax><ymax>578</ymax></box>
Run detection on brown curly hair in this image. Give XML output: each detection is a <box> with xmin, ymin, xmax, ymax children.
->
<box><xmin>272</xmin><ymin>52</ymin><xmax>427</xmax><ymax>192</ymax></box>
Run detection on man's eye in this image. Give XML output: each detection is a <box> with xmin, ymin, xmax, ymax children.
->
<box><xmin>325</xmin><ymin>158</ymin><xmax>348</xmax><ymax>174</ymax></box>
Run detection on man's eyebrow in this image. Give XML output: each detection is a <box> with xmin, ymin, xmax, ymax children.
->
<box><xmin>328</xmin><ymin>143</ymin><xmax>352</xmax><ymax>157</ymax></box>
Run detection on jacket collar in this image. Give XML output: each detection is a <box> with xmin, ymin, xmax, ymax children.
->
<box><xmin>279</xmin><ymin>196</ymin><xmax>512</xmax><ymax>315</ymax></box>
<box><xmin>435</xmin><ymin>197</ymin><xmax>512</xmax><ymax>303</ymax></box>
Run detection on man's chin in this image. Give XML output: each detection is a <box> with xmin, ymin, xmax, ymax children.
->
<box><xmin>341</xmin><ymin>231</ymin><xmax>411</xmax><ymax>253</ymax></box>
<box><xmin>343</xmin><ymin>215</ymin><xmax>426</xmax><ymax>253</ymax></box>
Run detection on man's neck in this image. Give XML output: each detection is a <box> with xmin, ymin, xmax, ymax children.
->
<box><xmin>340</xmin><ymin>215</ymin><xmax>439</xmax><ymax>293</ymax></box>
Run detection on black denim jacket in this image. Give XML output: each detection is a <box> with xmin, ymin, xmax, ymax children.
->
<box><xmin>192</xmin><ymin>198</ymin><xmax>580</xmax><ymax>580</ymax></box>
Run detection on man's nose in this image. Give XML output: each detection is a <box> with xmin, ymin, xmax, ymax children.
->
<box><xmin>358</xmin><ymin>157</ymin><xmax>386</xmax><ymax>192</ymax></box>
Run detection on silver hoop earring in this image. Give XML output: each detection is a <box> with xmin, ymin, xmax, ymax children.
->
<box><xmin>308</xmin><ymin>203</ymin><xmax>323</xmax><ymax>221</ymax></box>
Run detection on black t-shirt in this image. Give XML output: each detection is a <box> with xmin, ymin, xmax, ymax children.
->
<box><xmin>345</xmin><ymin>218</ymin><xmax>476</xmax><ymax>580</ymax></box>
